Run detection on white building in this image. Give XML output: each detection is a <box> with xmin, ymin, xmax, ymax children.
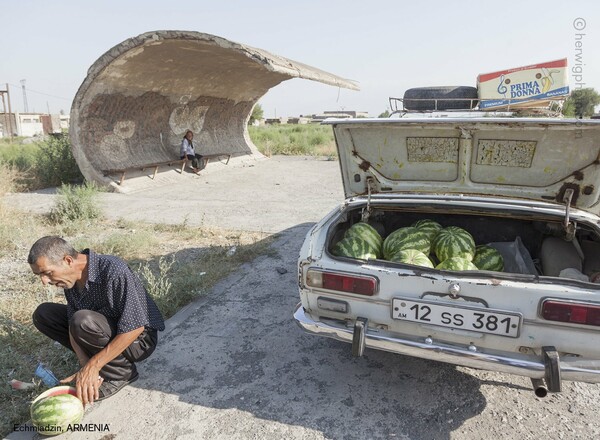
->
<box><xmin>15</xmin><ymin>113</ymin><xmax>44</xmax><ymax>137</ymax></box>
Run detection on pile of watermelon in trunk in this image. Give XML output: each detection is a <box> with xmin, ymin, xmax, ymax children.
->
<box><xmin>30</xmin><ymin>386</ymin><xmax>84</xmax><ymax>436</ymax></box>
<box><xmin>331</xmin><ymin>220</ymin><xmax>504</xmax><ymax>272</ymax></box>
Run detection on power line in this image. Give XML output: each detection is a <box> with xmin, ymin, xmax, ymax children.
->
<box><xmin>5</xmin><ymin>82</ymin><xmax>71</xmax><ymax>101</ymax></box>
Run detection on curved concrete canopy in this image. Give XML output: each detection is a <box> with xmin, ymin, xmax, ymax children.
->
<box><xmin>70</xmin><ymin>30</ymin><xmax>359</xmax><ymax>189</ymax></box>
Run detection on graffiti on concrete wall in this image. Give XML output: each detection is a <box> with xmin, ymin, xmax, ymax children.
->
<box><xmin>80</xmin><ymin>92</ymin><xmax>253</xmax><ymax>170</ymax></box>
<box><xmin>169</xmin><ymin>104</ymin><xmax>209</xmax><ymax>135</ymax></box>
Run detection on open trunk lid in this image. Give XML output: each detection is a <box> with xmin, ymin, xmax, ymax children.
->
<box><xmin>328</xmin><ymin>117</ymin><xmax>600</xmax><ymax>216</ymax></box>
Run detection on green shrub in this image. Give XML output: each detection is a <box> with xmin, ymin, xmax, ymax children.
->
<box><xmin>49</xmin><ymin>182</ymin><xmax>103</xmax><ymax>224</ymax></box>
<box><xmin>137</xmin><ymin>256</ymin><xmax>175</xmax><ymax>314</ymax></box>
<box><xmin>0</xmin><ymin>141</ymin><xmax>39</xmax><ymax>170</ymax></box>
<box><xmin>309</xmin><ymin>133</ymin><xmax>326</xmax><ymax>146</ymax></box>
<box><xmin>34</xmin><ymin>134</ymin><xmax>83</xmax><ymax>188</ymax></box>
<box><xmin>0</xmin><ymin>134</ymin><xmax>84</xmax><ymax>190</ymax></box>
<box><xmin>248</xmin><ymin>103</ymin><xmax>264</xmax><ymax>125</ymax></box>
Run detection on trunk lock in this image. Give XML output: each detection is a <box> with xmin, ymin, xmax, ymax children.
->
<box><xmin>361</xmin><ymin>177</ymin><xmax>376</xmax><ymax>222</ymax></box>
<box><xmin>448</xmin><ymin>283</ymin><xmax>461</xmax><ymax>298</ymax></box>
<box><xmin>562</xmin><ymin>188</ymin><xmax>576</xmax><ymax>241</ymax></box>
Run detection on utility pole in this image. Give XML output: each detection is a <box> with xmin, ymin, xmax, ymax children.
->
<box><xmin>21</xmin><ymin>79</ymin><xmax>29</xmax><ymax>113</ymax></box>
<box><xmin>7</xmin><ymin>83</ymin><xmax>13</xmax><ymax>138</ymax></box>
<box><xmin>0</xmin><ymin>90</ymin><xmax>7</xmax><ymax>139</ymax></box>
<box><xmin>0</xmin><ymin>83</ymin><xmax>14</xmax><ymax>140</ymax></box>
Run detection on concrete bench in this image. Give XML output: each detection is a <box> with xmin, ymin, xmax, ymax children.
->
<box><xmin>102</xmin><ymin>153</ymin><xmax>232</xmax><ymax>185</ymax></box>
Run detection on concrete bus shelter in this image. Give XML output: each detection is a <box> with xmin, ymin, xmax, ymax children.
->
<box><xmin>69</xmin><ymin>30</ymin><xmax>359</xmax><ymax>191</ymax></box>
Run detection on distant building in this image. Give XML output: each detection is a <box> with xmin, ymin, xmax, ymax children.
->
<box><xmin>310</xmin><ymin>110</ymin><xmax>369</xmax><ymax>123</ymax></box>
<box><xmin>287</xmin><ymin>117</ymin><xmax>310</xmax><ymax>124</ymax></box>
<box><xmin>265</xmin><ymin>117</ymin><xmax>288</xmax><ymax>125</ymax></box>
<box><xmin>0</xmin><ymin>112</ymin><xmax>69</xmax><ymax>138</ymax></box>
<box><xmin>323</xmin><ymin>110</ymin><xmax>369</xmax><ymax>118</ymax></box>
<box><xmin>16</xmin><ymin>113</ymin><xmax>44</xmax><ymax>137</ymax></box>
<box><xmin>60</xmin><ymin>114</ymin><xmax>70</xmax><ymax>130</ymax></box>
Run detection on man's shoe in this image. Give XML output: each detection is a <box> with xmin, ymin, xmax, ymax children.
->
<box><xmin>96</xmin><ymin>372</ymin><xmax>139</xmax><ymax>401</ymax></box>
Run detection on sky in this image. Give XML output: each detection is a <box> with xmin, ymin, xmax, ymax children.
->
<box><xmin>1</xmin><ymin>0</ymin><xmax>599</xmax><ymax>118</ymax></box>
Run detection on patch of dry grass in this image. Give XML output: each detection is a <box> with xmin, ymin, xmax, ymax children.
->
<box><xmin>249</xmin><ymin>124</ymin><xmax>337</xmax><ymax>157</ymax></box>
<box><xmin>0</xmin><ymin>163</ymin><xmax>21</xmax><ymax>195</ymax></box>
<box><xmin>313</xmin><ymin>140</ymin><xmax>338</xmax><ymax>158</ymax></box>
<box><xmin>0</xmin><ymin>164</ymin><xmax>47</xmax><ymax>258</ymax></box>
<box><xmin>0</xmin><ymin>265</ymin><xmax>78</xmax><ymax>437</ymax></box>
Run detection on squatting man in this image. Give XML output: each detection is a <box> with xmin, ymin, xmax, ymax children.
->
<box><xmin>29</xmin><ymin>236</ymin><xmax>165</xmax><ymax>405</ymax></box>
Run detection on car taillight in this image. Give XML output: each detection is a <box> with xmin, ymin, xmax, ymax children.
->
<box><xmin>541</xmin><ymin>300</ymin><xmax>600</xmax><ymax>326</ymax></box>
<box><xmin>306</xmin><ymin>269</ymin><xmax>377</xmax><ymax>296</ymax></box>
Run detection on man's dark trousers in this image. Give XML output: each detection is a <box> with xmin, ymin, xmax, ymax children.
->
<box><xmin>33</xmin><ymin>303</ymin><xmax>157</xmax><ymax>381</ymax></box>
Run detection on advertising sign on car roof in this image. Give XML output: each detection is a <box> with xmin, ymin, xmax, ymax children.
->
<box><xmin>477</xmin><ymin>58</ymin><xmax>569</xmax><ymax>110</ymax></box>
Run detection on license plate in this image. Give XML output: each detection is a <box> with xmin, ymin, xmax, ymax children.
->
<box><xmin>392</xmin><ymin>298</ymin><xmax>521</xmax><ymax>337</ymax></box>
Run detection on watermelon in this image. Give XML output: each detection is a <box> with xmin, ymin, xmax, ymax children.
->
<box><xmin>473</xmin><ymin>245</ymin><xmax>504</xmax><ymax>272</ymax></box>
<box><xmin>332</xmin><ymin>236</ymin><xmax>378</xmax><ymax>260</ymax></box>
<box><xmin>383</xmin><ymin>227</ymin><xmax>431</xmax><ymax>259</ymax></box>
<box><xmin>31</xmin><ymin>386</ymin><xmax>83</xmax><ymax>435</ymax></box>
<box><xmin>432</xmin><ymin>226</ymin><xmax>476</xmax><ymax>262</ymax></box>
<box><xmin>345</xmin><ymin>222</ymin><xmax>383</xmax><ymax>258</ymax></box>
<box><xmin>436</xmin><ymin>257</ymin><xmax>479</xmax><ymax>271</ymax></box>
<box><xmin>411</xmin><ymin>219</ymin><xmax>443</xmax><ymax>241</ymax></box>
<box><xmin>389</xmin><ymin>249</ymin><xmax>434</xmax><ymax>268</ymax></box>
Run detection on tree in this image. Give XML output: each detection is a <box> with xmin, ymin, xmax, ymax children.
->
<box><xmin>249</xmin><ymin>103</ymin><xmax>264</xmax><ymax>125</ymax></box>
<box><xmin>562</xmin><ymin>88</ymin><xmax>600</xmax><ymax>118</ymax></box>
<box><xmin>378</xmin><ymin>110</ymin><xmax>391</xmax><ymax>118</ymax></box>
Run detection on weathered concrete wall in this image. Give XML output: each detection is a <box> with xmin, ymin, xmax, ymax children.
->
<box><xmin>70</xmin><ymin>31</ymin><xmax>359</xmax><ymax>189</ymax></box>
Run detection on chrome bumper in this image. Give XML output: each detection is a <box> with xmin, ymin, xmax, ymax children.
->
<box><xmin>294</xmin><ymin>303</ymin><xmax>600</xmax><ymax>385</ymax></box>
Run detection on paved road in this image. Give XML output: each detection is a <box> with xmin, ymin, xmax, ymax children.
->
<box><xmin>7</xmin><ymin>156</ymin><xmax>600</xmax><ymax>439</ymax></box>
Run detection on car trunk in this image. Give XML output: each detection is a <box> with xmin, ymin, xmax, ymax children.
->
<box><xmin>327</xmin><ymin>199</ymin><xmax>600</xmax><ymax>282</ymax></box>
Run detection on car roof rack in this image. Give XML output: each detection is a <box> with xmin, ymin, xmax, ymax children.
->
<box><xmin>388</xmin><ymin>97</ymin><xmax>566</xmax><ymax>118</ymax></box>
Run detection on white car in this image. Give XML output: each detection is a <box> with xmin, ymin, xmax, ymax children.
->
<box><xmin>294</xmin><ymin>116</ymin><xmax>600</xmax><ymax>397</ymax></box>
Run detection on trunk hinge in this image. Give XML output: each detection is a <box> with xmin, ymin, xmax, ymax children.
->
<box><xmin>562</xmin><ymin>188</ymin><xmax>576</xmax><ymax>241</ymax></box>
<box><xmin>361</xmin><ymin>177</ymin><xmax>376</xmax><ymax>222</ymax></box>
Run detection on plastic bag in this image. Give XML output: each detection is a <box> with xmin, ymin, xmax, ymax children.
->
<box><xmin>559</xmin><ymin>268</ymin><xmax>590</xmax><ymax>282</ymax></box>
<box><xmin>488</xmin><ymin>237</ymin><xmax>538</xmax><ymax>275</ymax></box>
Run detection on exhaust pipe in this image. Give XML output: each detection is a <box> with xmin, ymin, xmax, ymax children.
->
<box><xmin>531</xmin><ymin>378</ymin><xmax>548</xmax><ymax>398</ymax></box>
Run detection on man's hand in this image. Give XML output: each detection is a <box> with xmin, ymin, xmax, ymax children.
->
<box><xmin>63</xmin><ymin>326</ymin><xmax>145</xmax><ymax>405</ymax></box>
<box><xmin>61</xmin><ymin>366</ymin><xmax>104</xmax><ymax>406</ymax></box>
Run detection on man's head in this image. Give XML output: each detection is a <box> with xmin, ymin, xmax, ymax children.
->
<box><xmin>28</xmin><ymin>236</ymin><xmax>82</xmax><ymax>289</ymax></box>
